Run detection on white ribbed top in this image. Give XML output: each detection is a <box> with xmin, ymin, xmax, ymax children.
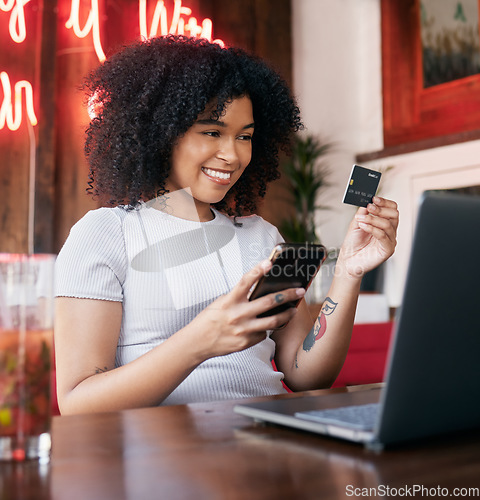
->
<box><xmin>55</xmin><ymin>203</ymin><xmax>287</xmax><ymax>405</ymax></box>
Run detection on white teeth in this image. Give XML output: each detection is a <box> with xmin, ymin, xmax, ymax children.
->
<box><xmin>203</xmin><ymin>168</ymin><xmax>231</xmax><ymax>180</ymax></box>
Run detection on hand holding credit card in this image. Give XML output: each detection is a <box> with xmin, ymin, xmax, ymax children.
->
<box><xmin>342</xmin><ymin>164</ymin><xmax>381</xmax><ymax>207</ymax></box>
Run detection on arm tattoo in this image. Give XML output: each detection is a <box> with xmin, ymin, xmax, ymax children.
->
<box><xmin>296</xmin><ymin>297</ymin><xmax>339</xmax><ymax>366</ymax></box>
<box><xmin>303</xmin><ymin>321</ymin><xmax>322</xmax><ymax>352</ymax></box>
<box><xmin>321</xmin><ymin>297</ymin><xmax>338</xmax><ymax>317</ymax></box>
<box><xmin>95</xmin><ymin>366</ymin><xmax>109</xmax><ymax>374</ymax></box>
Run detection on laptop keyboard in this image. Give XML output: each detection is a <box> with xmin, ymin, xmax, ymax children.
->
<box><xmin>295</xmin><ymin>403</ymin><xmax>379</xmax><ymax>431</ymax></box>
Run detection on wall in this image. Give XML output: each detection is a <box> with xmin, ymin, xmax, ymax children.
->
<box><xmin>0</xmin><ymin>0</ymin><xmax>57</xmax><ymax>253</ymax></box>
<box><xmin>292</xmin><ymin>0</ymin><xmax>480</xmax><ymax>307</ymax></box>
<box><xmin>291</xmin><ymin>0</ymin><xmax>383</xmax><ymax>250</ymax></box>
<box><xmin>363</xmin><ymin>140</ymin><xmax>480</xmax><ymax>307</ymax></box>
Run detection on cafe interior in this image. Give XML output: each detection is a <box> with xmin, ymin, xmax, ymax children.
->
<box><xmin>1</xmin><ymin>0</ymin><xmax>480</xmax><ymax>498</ymax></box>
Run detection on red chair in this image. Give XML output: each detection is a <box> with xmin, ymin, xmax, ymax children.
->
<box><xmin>272</xmin><ymin>321</ymin><xmax>394</xmax><ymax>392</ymax></box>
<box><xmin>331</xmin><ymin>321</ymin><xmax>395</xmax><ymax>387</ymax></box>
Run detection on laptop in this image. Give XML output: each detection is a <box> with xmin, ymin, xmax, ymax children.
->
<box><xmin>234</xmin><ymin>192</ymin><xmax>480</xmax><ymax>449</ymax></box>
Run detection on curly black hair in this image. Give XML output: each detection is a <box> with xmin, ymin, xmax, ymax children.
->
<box><xmin>83</xmin><ymin>35</ymin><xmax>303</xmax><ymax>216</ymax></box>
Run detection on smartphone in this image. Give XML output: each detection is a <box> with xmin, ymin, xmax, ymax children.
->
<box><xmin>249</xmin><ymin>243</ymin><xmax>327</xmax><ymax>317</ymax></box>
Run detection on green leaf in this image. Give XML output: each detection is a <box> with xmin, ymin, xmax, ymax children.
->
<box><xmin>279</xmin><ymin>134</ymin><xmax>333</xmax><ymax>244</ymax></box>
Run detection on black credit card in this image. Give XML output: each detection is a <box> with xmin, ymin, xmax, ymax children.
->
<box><xmin>342</xmin><ymin>164</ymin><xmax>381</xmax><ymax>207</ymax></box>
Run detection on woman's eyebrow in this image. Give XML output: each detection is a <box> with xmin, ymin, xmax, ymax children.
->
<box><xmin>196</xmin><ymin>118</ymin><xmax>226</xmax><ymax>127</ymax></box>
<box><xmin>195</xmin><ymin>119</ymin><xmax>255</xmax><ymax>130</ymax></box>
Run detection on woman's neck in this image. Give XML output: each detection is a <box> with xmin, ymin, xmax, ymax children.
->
<box><xmin>149</xmin><ymin>189</ymin><xmax>214</xmax><ymax>222</ymax></box>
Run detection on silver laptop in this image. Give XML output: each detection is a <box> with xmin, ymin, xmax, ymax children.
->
<box><xmin>234</xmin><ymin>192</ymin><xmax>480</xmax><ymax>449</ymax></box>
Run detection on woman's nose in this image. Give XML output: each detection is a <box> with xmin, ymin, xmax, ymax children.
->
<box><xmin>215</xmin><ymin>139</ymin><xmax>238</xmax><ymax>165</ymax></box>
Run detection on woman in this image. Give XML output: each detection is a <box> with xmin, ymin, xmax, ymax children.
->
<box><xmin>55</xmin><ymin>35</ymin><xmax>399</xmax><ymax>414</ymax></box>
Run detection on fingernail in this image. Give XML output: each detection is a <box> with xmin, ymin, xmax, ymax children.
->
<box><xmin>296</xmin><ymin>288</ymin><xmax>306</xmax><ymax>297</ymax></box>
<box><xmin>261</xmin><ymin>259</ymin><xmax>272</xmax><ymax>271</ymax></box>
<box><xmin>355</xmin><ymin>214</ymin><xmax>366</xmax><ymax>221</ymax></box>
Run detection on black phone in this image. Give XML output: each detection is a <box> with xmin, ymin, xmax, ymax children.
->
<box><xmin>249</xmin><ymin>243</ymin><xmax>327</xmax><ymax>317</ymax></box>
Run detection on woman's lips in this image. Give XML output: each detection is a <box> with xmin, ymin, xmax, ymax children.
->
<box><xmin>201</xmin><ymin>167</ymin><xmax>233</xmax><ymax>185</ymax></box>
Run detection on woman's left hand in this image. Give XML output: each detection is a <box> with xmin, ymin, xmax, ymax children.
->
<box><xmin>338</xmin><ymin>196</ymin><xmax>399</xmax><ymax>280</ymax></box>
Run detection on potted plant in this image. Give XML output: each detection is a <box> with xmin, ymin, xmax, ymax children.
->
<box><xmin>279</xmin><ymin>134</ymin><xmax>334</xmax><ymax>303</ymax></box>
<box><xmin>279</xmin><ymin>134</ymin><xmax>333</xmax><ymax>244</ymax></box>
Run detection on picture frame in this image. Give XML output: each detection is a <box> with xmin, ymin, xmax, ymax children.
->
<box><xmin>381</xmin><ymin>0</ymin><xmax>480</xmax><ymax>148</ymax></box>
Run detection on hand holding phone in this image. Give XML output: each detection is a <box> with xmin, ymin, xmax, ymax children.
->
<box><xmin>248</xmin><ymin>243</ymin><xmax>327</xmax><ymax>317</ymax></box>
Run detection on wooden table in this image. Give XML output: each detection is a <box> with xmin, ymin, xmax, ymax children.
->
<box><xmin>3</xmin><ymin>385</ymin><xmax>480</xmax><ymax>499</ymax></box>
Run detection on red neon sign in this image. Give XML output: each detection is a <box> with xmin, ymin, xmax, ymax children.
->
<box><xmin>65</xmin><ymin>0</ymin><xmax>106</xmax><ymax>62</ymax></box>
<box><xmin>0</xmin><ymin>0</ymin><xmax>30</xmax><ymax>43</ymax></box>
<box><xmin>65</xmin><ymin>0</ymin><xmax>224</xmax><ymax>63</ymax></box>
<box><xmin>1</xmin><ymin>0</ymin><xmax>224</xmax><ymax>131</ymax></box>
<box><xmin>0</xmin><ymin>71</ymin><xmax>37</xmax><ymax>131</ymax></box>
<box><xmin>138</xmin><ymin>0</ymin><xmax>221</xmax><ymax>44</ymax></box>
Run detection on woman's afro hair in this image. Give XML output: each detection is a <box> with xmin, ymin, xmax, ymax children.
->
<box><xmin>83</xmin><ymin>35</ymin><xmax>303</xmax><ymax>216</ymax></box>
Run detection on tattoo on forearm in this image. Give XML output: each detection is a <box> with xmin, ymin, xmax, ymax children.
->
<box><xmin>95</xmin><ymin>366</ymin><xmax>109</xmax><ymax>374</ymax></box>
<box><xmin>303</xmin><ymin>321</ymin><xmax>322</xmax><ymax>352</ymax></box>
<box><xmin>321</xmin><ymin>297</ymin><xmax>338</xmax><ymax>317</ymax></box>
<box><xmin>298</xmin><ymin>297</ymin><xmax>339</xmax><ymax>362</ymax></box>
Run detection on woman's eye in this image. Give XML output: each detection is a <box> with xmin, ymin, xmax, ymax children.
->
<box><xmin>203</xmin><ymin>130</ymin><xmax>220</xmax><ymax>137</ymax></box>
<box><xmin>238</xmin><ymin>134</ymin><xmax>252</xmax><ymax>141</ymax></box>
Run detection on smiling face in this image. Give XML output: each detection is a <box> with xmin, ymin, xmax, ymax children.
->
<box><xmin>166</xmin><ymin>96</ymin><xmax>254</xmax><ymax>221</ymax></box>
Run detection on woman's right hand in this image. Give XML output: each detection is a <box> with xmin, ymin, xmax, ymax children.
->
<box><xmin>192</xmin><ymin>260</ymin><xmax>305</xmax><ymax>360</ymax></box>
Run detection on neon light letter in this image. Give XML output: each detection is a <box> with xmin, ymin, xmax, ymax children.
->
<box><xmin>139</xmin><ymin>0</ymin><xmax>167</xmax><ymax>39</ymax></box>
<box><xmin>0</xmin><ymin>0</ymin><xmax>31</xmax><ymax>43</ymax></box>
<box><xmin>0</xmin><ymin>71</ymin><xmax>37</xmax><ymax>131</ymax></box>
<box><xmin>169</xmin><ymin>0</ymin><xmax>191</xmax><ymax>34</ymax></box>
<box><xmin>139</xmin><ymin>0</ymin><xmax>224</xmax><ymax>46</ymax></box>
<box><xmin>140</xmin><ymin>0</ymin><xmax>191</xmax><ymax>39</ymax></box>
<box><xmin>65</xmin><ymin>0</ymin><xmax>106</xmax><ymax>62</ymax></box>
